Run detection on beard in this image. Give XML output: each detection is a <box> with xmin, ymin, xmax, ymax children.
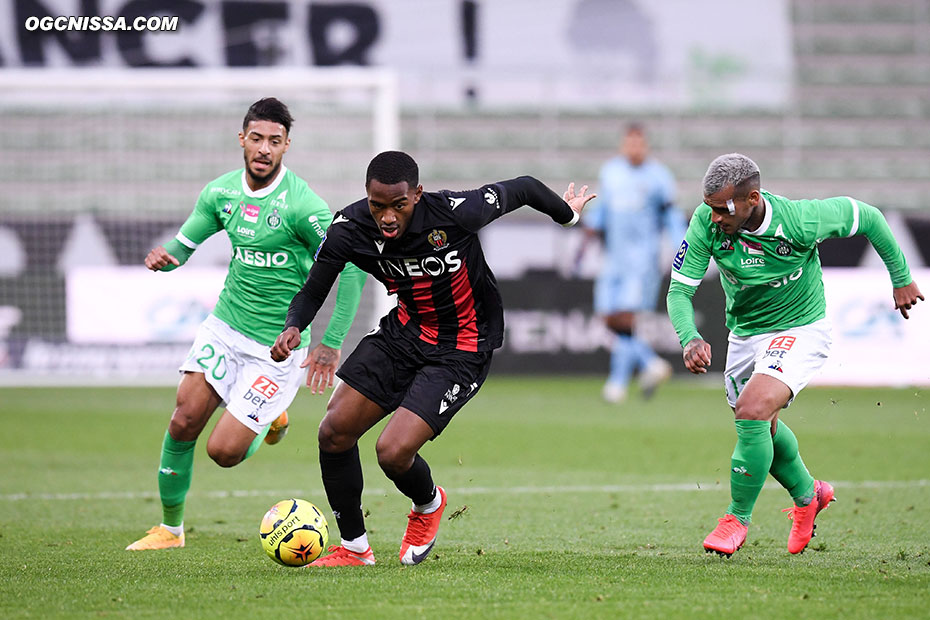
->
<box><xmin>244</xmin><ymin>155</ymin><xmax>279</xmax><ymax>187</ymax></box>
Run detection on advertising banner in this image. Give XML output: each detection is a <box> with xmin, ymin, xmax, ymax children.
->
<box><xmin>66</xmin><ymin>266</ymin><xmax>225</xmax><ymax>344</ymax></box>
<box><xmin>812</xmin><ymin>268</ymin><xmax>930</xmax><ymax>387</ymax></box>
<box><xmin>2</xmin><ymin>215</ymin><xmax>927</xmax><ymax>385</ymax></box>
<box><xmin>1</xmin><ymin>0</ymin><xmax>792</xmax><ymax>108</ymax></box>
<box><xmin>491</xmin><ymin>270</ymin><xmax>728</xmax><ymax>375</ymax></box>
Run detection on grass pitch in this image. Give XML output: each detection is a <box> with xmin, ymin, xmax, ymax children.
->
<box><xmin>1</xmin><ymin>377</ymin><xmax>928</xmax><ymax>619</ymax></box>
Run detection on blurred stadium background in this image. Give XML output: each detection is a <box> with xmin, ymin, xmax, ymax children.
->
<box><xmin>0</xmin><ymin>0</ymin><xmax>928</xmax><ymax>386</ymax></box>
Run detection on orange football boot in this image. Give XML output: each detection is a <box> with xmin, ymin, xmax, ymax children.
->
<box><xmin>783</xmin><ymin>480</ymin><xmax>836</xmax><ymax>554</ymax></box>
<box><xmin>703</xmin><ymin>514</ymin><xmax>748</xmax><ymax>557</ymax></box>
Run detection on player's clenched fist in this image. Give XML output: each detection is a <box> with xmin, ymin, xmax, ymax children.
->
<box><xmin>683</xmin><ymin>338</ymin><xmax>712</xmax><ymax>374</ymax></box>
<box><xmin>144</xmin><ymin>246</ymin><xmax>180</xmax><ymax>271</ymax></box>
<box><xmin>271</xmin><ymin>326</ymin><xmax>302</xmax><ymax>362</ymax></box>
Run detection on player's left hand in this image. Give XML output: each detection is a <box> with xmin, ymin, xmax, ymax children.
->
<box><xmin>893</xmin><ymin>280</ymin><xmax>924</xmax><ymax>319</ymax></box>
<box><xmin>563</xmin><ymin>182</ymin><xmax>597</xmax><ymax>215</ymax></box>
<box><xmin>302</xmin><ymin>344</ymin><xmax>341</xmax><ymax>394</ymax></box>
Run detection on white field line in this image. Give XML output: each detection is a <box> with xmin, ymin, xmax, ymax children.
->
<box><xmin>1</xmin><ymin>479</ymin><xmax>927</xmax><ymax>502</ymax></box>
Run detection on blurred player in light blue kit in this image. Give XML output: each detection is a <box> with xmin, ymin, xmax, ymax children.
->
<box><xmin>583</xmin><ymin>124</ymin><xmax>687</xmax><ymax>403</ymax></box>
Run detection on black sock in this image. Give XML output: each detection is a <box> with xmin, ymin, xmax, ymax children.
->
<box><xmin>383</xmin><ymin>454</ymin><xmax>435</xmax><ymax>506</ymax></box>
<box><xmin>319</xmin><ymin>445</ymin><xmax>366</xmax><ymax>540</ymax></box>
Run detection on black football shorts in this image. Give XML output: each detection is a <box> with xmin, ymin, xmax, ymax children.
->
<box><xmin>336</xmin><ymin>315</ymin><xmax>493</xmax><ymax>437</ymax></box>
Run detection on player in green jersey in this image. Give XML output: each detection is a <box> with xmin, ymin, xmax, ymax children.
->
<box><xmin>667</xmin><ymin>153</ymin><xmax>923</xmax><ymax>556</ymax></box>
<box><xmin>126</xmin><ymin>98</ymin><xmax>366</xmax><ymax>551</ymax></box>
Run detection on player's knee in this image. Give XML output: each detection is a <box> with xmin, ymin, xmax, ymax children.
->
<box><xmin>317</xmin><ymin>416</ymin><xmax>350</xmax><ymax>453</ymax></box>
<box><xmin>206</xmin><ymin>444</ymin><xmax>244</xmax><ymax>468</ymax></box>
<box><xmin>375</xmin><ymin>439</ymin><xmax>412</xmax><ymax>476</ymax></box>
<box><xmin>167</xmin><ymin>407</ymin><xmax>201</xmax><ymax>440</ymax></box>
<box><xmin>733</xmin><ymin>399</ymin><xmax>775</xmax><ymax>421</ymax></box>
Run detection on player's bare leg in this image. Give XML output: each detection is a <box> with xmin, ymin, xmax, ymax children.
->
<box><xmin>127</xmin><ymin>372</ymin><xmax>221</xmax><ymax>550</ymax></box>
<box><xmin>206</xmin><ymin>411</ymin><xmax>260</xmax><ymax>467</ymax></box>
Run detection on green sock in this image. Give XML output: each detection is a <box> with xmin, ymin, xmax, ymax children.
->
<box><xmin>769</xmin><ymin>419</ymin><xmax>815</xmax><ymax>505</ymax></box>
<box><xmin>244</xmin><ymin>425</ymin><xmax>271</xmax><ymax>460</ymax></box>
<box><xmin>726</xmin><ymin>419</ymin><xmax>774</xmax><ymax>524</ymax></box>
<box><xmin>158</xmin><ymin>431</ymin><xmax>196</xmax><ymax>527</ymax></box>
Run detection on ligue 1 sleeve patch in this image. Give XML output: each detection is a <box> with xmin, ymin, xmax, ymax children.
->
<box><xmin>673</xmin><ymin>239</ymin><xmax>689</xmax><ymax>270</ymax></box>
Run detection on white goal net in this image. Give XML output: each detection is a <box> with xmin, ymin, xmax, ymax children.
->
<box><xmin>0</xmin><ymin>67</ymin><xmax>399</xmax><ymax>385</ymax></box>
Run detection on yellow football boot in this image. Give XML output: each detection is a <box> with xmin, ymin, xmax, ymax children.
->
<box><xmin>125</xmin><ymin>525</ymin><xmax>185</xmax><ymax>551</ymax></box>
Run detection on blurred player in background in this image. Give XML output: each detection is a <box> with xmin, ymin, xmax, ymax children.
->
<box><xmin>126</xmin><ymin>98</ymin><xmax>366</xmax><ymax>551</ymax></box>
<box><xmin>272</xmin><ymin>151</ymin><xmax>596</xmax><ymax>566</ymax></box>
<box><xmin>582</xmin><ymin>123</ymin><xmax>686</xmax><ymax>404</ymax></box>
<box><xmin>668</xmin><ymin>153</ymin><xmax>923</xmax><ymax>556</ymax></box>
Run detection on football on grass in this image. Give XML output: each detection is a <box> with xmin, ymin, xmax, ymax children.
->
<box><xmin>259</xmin><ymin>498</ymin><xmax>329</xmax><ymax>566</ymax></box>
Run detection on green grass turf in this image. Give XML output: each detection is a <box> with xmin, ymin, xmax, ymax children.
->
<box><xmin>1</xmin><ymin>377</ymin><xmax>928</xmax><ymax>619</ymax></box>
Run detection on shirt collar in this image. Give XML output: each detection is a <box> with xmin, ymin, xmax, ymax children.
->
<box><xmin>742</xmin><ymin>193</ymin><xmax>772</xmax><ymax>236</ymax></box>
<box><xmin>241</xmin><ymin>165</ymin><xmax>288</xmax><ymax>199</ymax></box>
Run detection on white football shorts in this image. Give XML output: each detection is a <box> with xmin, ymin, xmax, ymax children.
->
<box><xmin>724</xmin><ymin>318</ymin><xmax>832</xmax><ymax>408</ymax></box>
<box><xmin>179</xmin><ymin>314</ymin><xmax>308</xmax><ymax>433</ymax></box>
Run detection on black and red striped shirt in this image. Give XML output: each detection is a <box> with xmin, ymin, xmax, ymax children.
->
<box><xmin>285</xmin><ymin>176</ymin><xmax>577</xmax><ymax>352</ymax></box>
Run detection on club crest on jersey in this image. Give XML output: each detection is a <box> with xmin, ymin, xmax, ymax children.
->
<box><xmin>776</xmin><ymin>240</ymin><xmax>792</xmax><ymax>256</ymax></box>
<box><xmin>266</xmin><ymin>208</ymin><xmax>281</xmax><ymax>229</ymax></box>
<box><xmin>241</xmin><ymin>202</ymin><xmax>260</xmax><ymax>223</ymax></box>
<box><xmin>427</xmin><ymin>229</ymin><xmax>448</xmax><ymax>250</ymax></box>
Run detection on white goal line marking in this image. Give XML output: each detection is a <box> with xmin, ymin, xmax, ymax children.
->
<box><xmin>1</xmin><ymin>479</ymin><xmax>927</xmax><ymax>502</ymax></box>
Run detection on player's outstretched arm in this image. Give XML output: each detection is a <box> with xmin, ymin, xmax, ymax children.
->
<box><xmin>683</xmin><ymin>338</ymin><xmax>712</xmax><ymax>374</ymax></box>
<box><xmin>894</xmin><ymin>281</ymin><xmax>924</xmax><ymax>319</ymax></box>
<box><xmin>271</xmin><ymin>326</ymin><xmax>301</xmax><ymax>362</ymax></box>
<box><xmin>143</xmin><ymin>245</ymin><xmax>180</xmax><ymax>271</ymax></box>
<box><xmin>302</xmin><ymin>344</ymin><xmax>341</xmax><ymax>394</ymax></box>
<box><xmin>488</xmin><ymin>176</ymin><xmax>594</xmax><ymax>227</ymax></box>
<box><xmin>563</xmin><ymin>182</ymin><xmax>597</xmax><ymax>219</ymax></box>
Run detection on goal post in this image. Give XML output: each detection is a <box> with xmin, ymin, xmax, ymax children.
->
<box><xmin>0</xmin><ymin>67</ymin><xmax>399</xmax><ymax>385</ymax></box>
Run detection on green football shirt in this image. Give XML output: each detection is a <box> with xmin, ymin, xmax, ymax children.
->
<box><xmin>161</xmin><ymin>165</ymin><xmax>365</xmax><ymax>348</ymax></box>
<box><xmin>667</xmin><ymin>191</ymin><xmax>911</xmax><ymax>346</ymax></box>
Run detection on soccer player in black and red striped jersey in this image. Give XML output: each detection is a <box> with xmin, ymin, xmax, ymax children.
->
<box><xmin>271</xmin><ymin>150</ymin><xmax>595</xmax><ymax>567</ymax></box>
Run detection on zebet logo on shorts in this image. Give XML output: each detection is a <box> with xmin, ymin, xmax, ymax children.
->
<box><xmin>250</xmin><ymin>376</ymin><xmax>280</xmax><ymax>398</ymax></box>
<box><xmin>769</xmin><ymin>336</ymin><xmax>796</xmax><ymax>351</ymax></box>
<box><xmin>764</xmin><ymin>336</ymin><xmax>795</xmax><ymax>374</ymax></box>
<box><xmin>243</xmin><ymin>376</ymin><xmax>279</xmax><ymax>417</ymax></box>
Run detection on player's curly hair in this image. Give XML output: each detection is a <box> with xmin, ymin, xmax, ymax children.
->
<box><xmin>703</xmin><ymin>153</ymin><xmax>760</xmax><ymax>197</ymax></box>
<box><xmin>243</xmin><ymin>98</ymin><xmax>294</xmax><ymax>134</ymax></box>
<box><xmin>366</xmin><ymin>151</ymin><xmax>419</xmax><ymax>188</ymax></box>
